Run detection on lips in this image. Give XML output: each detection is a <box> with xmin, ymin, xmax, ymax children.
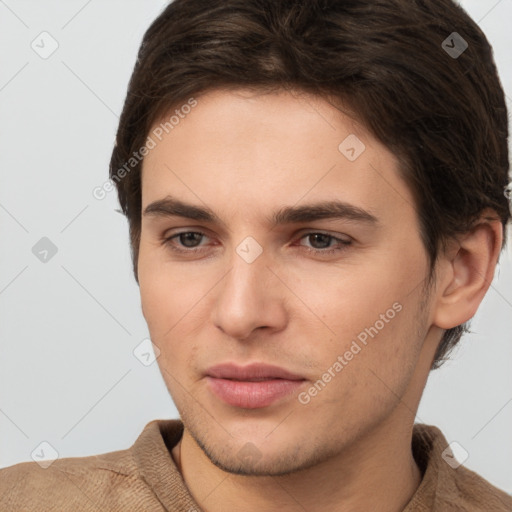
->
<box><xmin>206</xmin><ymin>363</ymin><xmax>305</xmax><ymax>381</ymax></box>
<box><xmin>205</xmin><ymin>363</ymin><xmax>306</xmax><ymax>409</ymax></box>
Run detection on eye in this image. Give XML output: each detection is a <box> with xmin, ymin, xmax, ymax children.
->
<box><xmin>161</xmin><ymin>230</ymin><xmax>352</xmax><ymax>256</ymax></box>
<box><xmin>296</xmin><ymin>232</ymin><xmax>352</xmax><ymax>255</ymax></box>
<box><xmin>163</xmin><ymin>231</ymin><xmax>209</xmax><ymax>253</ymax></box>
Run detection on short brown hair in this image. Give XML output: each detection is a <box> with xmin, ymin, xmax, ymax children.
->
<box><xmin>110</xmin><ymin>0</ymin><xmax>510</xmax><ymax>368</ymax></box>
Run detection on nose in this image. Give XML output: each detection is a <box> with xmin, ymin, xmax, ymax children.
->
<box><xmin>211</xmin><ymin>244</ymin><xmax>288</xmax><ymax>341</ymax></box>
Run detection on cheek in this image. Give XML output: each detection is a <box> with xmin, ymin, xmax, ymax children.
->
<box><xmin>138</xmin><ymin>241</ymin><xmax>195</xmax><ymax>328</ymax></box>
<box><xmin>138</xmin><ymin>271</ymin><xmax>196</xmax><ymax>384</ymax></box>
<box><xmin>292</xmin><ymin>247</ymin><xmax>426</xmax><ymax>368</ymax></box>
<box><xmin>138</xmin><ymin>243</ymin><xmax>215</xmax><ymax>375</ymax></box>
<box><xmin>292</xmin><ymin>263</ymin><xmax>406</xmax><ymax>333</ymax></box>
<box><xmin>299</xmin><ymin>293</ymin><xmax>424</xmax><ymax>435</ymax></box>
<box><xmin>139</xmin><ymin>275</ymin><xmax>204</xmax><ymax>341</ymax></box>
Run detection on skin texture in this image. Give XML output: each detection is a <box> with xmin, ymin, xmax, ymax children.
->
<box><xmin>138</xmin><ymin>88</ymin><xmax>502</xmax><ymax>512</ymax></box>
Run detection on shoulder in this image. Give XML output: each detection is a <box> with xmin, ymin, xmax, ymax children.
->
<box><xmin>409</xmin><ymin>423</ymin><xmax>512</xmax><ymax>511</ymax></box>
<box><xmin>0</xmin><ymin>447</ymin><xmax>158</xmax><ymax>511</ymax></box>
<box><xmin>447</xmin><ymin>463</ymin><xmax>512</xmax><ymax>511</ymax></box>
<box><xmin>0</xmin><ymin>418</ymin><xmax>184</xmax><ymax>512</ymax></box>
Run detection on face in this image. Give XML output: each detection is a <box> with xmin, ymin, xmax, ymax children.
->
<box><xmin>138</xmin><ymin>88</ymin><xmax>433</xmax><ymax>476</ymax></box>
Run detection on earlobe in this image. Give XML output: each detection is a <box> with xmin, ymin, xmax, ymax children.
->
<box><xmin>433</xmin><ymin>217</ymin><xmax>503</xmax><ymax>330</ymax></box>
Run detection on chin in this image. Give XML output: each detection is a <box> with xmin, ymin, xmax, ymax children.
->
<box><xmin>191</xmin><ymin>426</ymin><xmax>327</xmax><ymax>477</ymax></box>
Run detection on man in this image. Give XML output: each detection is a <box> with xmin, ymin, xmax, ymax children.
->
<box><xmin>1</xmin><ymin>0</ymin><xmax>511</xmax><ymax>510</ymax></box>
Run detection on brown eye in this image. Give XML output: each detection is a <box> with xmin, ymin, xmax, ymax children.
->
<box><xmin>162</xmin><ymin>231</ymin><xmax>209</xmax><ymax>253</ymax></box>
<box><xmin>176</xmin><ymin>232</ymin><xmax>204</xmax><ymax>248</ymax></box>
<box><xmin>297</xmin><ymin>232</ymin><xmax>352</xmax><ymax>255</ymax></box>
<box><xmin>305</xmin><ymin>233</ymin><xmax>334</xmax><ymax>249</ymax></box>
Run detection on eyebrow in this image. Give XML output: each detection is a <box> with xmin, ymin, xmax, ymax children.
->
<box><xmin>143</xmin><ymin>196</ymin><xmax>379</xmax><ymax>228</ymax></box>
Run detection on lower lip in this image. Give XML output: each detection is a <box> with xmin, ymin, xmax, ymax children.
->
<box><xmin>206</xmin><ymin>377</ymin><xmax>305</xmax><ymax>409</ymax></box>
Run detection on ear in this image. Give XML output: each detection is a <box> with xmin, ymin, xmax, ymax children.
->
<box><xmin>432</xmin><ymin>211</ymin><xmax>503</xmax><ymax>330</ymax></box>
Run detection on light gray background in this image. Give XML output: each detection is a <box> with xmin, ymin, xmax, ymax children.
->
<box><xmin>1</xmin><ymin>0</ymin><xmax>511</xmax><ymax>494</ymax></box>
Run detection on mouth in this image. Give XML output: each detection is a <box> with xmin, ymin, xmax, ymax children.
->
<box><xmin>205</xmin><ymin>362</ymin><xmax>307</xmax><ymax>409</ymax></box>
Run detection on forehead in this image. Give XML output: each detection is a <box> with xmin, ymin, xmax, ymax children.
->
<box><xmin>147</xmin><ymin>88</ymin><xmax>366</xmax><ymax>165</ymax></box>
<box><xmin>140</xmin><ymin>88</ymin><xmax>415</xmax><ymax>224</ymax></box>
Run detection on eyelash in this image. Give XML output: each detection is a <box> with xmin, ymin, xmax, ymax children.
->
<box><xmin>161</xmin><ymin>231</ymin><xmax>352</xmax><ymax>256</ymax></box>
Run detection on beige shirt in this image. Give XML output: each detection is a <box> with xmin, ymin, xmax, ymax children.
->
<box><xmin>1</xmin><ymin>420</ymin><xmax>510</xmax><ymax>511</ymax></box>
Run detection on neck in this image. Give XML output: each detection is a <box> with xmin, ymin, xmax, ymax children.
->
<box><xmin>172</xmin><ymin>411</ymin><xmax>422</xmax><ymax>512</ymax></box>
